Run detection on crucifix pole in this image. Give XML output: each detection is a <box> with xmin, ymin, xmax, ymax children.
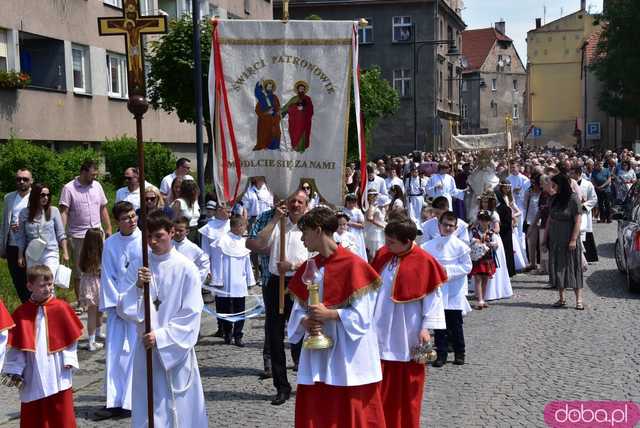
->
<box><xmin>98</xmin><ymin>1</ymin><xmax>167</xmax><ymax>426</ymax></box>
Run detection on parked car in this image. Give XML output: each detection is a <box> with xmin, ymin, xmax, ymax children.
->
<box><xmin>613</xmin><ymin>180</ymin><xmax>640</xmax><ymax>292</ymax></box>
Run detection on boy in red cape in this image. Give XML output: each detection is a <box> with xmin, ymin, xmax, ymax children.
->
<box><xmin>1</xmin><ymin>265</ymin><xmax>83</xmax><ymax>428</ymax></box>
<box><xmin>288</xmin><ymin>207</ymin><xmax>386</xmax><ymax>428</ymax></box>
<box><xmin>371</xmin><ymin>217</ymin><xmax>447</xmax><ymax>428</ymax></box>
<box><xmin>0</xmin><ymin>297</ymin><xmax>14</xmax><ymax>371</ymax></box>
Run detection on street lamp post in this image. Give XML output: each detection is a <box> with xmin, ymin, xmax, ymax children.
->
<box><xmin>411</xmin><ymin>22</ymin><xmax>459</xmax><ymax>152</ymax></box>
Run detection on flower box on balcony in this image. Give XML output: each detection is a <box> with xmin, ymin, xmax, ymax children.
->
<box><xmin>0</xmin><ymin>71</ymin><xmax>31</xmax><ymax>90</ymax></box>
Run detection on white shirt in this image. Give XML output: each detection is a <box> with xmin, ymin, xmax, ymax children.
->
<box><xmin>242</xmin><ymin>185</ymin><xmax>274</xmax><ymax>218</ymax></box>
<box><xmin>426</xmin><ymin>173</ymin><xmax>465</xmax><ymax>207</ymax></box>
<box><xmin>385</xmin><ymin>176</ymin><xmax>404</xmax><ymax>191</ymax></box>
<box><xmin>373</xmin><ymin>261</ymin><xmax>445</xmax><ymax>362</ymax></box>
<box><xmin>288</xmin><ymin>267</ymin><xmax>382</xmax><ymax>386</ymax></box>
<box><xmin>2</xmin><ymin>307</ymin><xmax>78</xmax><ymax>403</ymax></box>
<box><xmin>210</xmin><ymin>232</ymin><xmax>255</xmax><ymax>297</ymax></box>
<box><xmin>115</xmin><ymin>181</ymin><xmax>156</xmax><ymax>210</ymax></box>
<box><xmin>405</xmin><ymin>176</ymin><xmax>428</xmax><ymax>196</ymax></box>
<box><xmin>8</xmin><ymin>192</ymin><xmax>29</xmax><ymax>245</ymax></box>
<box><xmin>173</xmin><ymin>237</ymin><xmax>210</xmax><ymax>284</ymax></box>
<box><xmin>420</xmin><ymin>217</ymin><xmax>469</xmax><ymax>244</ymax></box>
<box><xmin>174</xmin><ymin>198</ymin><xmax>200</xmax><ymax>227</ymax></box>
<box><xmin>268</xmin><ymin>217</ymin><xmax>309</xmax><ymax>277</ymax></box>
<box><xmin>366</xmin><ymin>175</ymin><xmax>388</xmax><ymax>196</ymax></box>
<box><xmin>507</xmin><ymin>173</ymin><xmax>530</xmax><ymax>210</ymax></box>
<box><xmin>159</xmin><ymin>172</ymin><xmax>194</xmax><ymax>197</ymax></box>
<box><xmin>199</xmin><ymin>217</ymin><xmax>230</xmax><ymax>255</ymax></box>
<box><xmin>422</xmin><ymin>235</ymin><xmax>472</xmax><ymax>311</ymax></box>
<box><xmin>100</xmin><ymin>228</ymin><xmax>142</xmax><ymax>311</ymax></box>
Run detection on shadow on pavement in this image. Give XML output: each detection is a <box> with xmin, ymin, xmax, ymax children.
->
<box><xmin>586</xmin><ymin>269</ymin><xmax>640</xmax><ymax>299</ymax></box>
<box><xmin>199</xmin><ymin>366</ymin><xmax>263</xmax><ymax>378</ymax></box>
<box><xmin>204</xmin><ymin>390</ymin><xmax>274</xmax><ymax>402</ymax></box>
<box><xmin>597</xmin><ymin>242</ymin><xmax>615</xmax><ymax>258</ymax></box>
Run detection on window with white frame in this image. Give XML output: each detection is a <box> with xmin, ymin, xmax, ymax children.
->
<box><xmin>358</xmin><ymin>18</ymin><xmax>373</xmax><ymax>44</ymax></box>
<box><xmin>72</xmin><ymin>44</ymin><xmax>91</xmax><ymax>93</ymax></box>
<box><xmin>392</xmin><ymin>69</ymin><xmax>411</xmax><ymax>97</ymax></box>
<box><xmin>0</xmin><ymin>29</ymin><xmax>8</xmax><ymax>72</ymax></box>
<box><xmin>104</xmin><ymin>0</ymin><xmax>122</xmax><ymax>8</ymax></box>
<box><xmin>462</xmin><ymin>104</ymin><xmax>468</xmax><ymax>118</ymax></box>
<box><xmin>107</xmin><ymin>53</ymin><xmax>127</xmax><ymax>98</ymax></box>
<box><xmin>513</xmin><ymin>104</ymin><xmax>519</xmax><ymax>119</ymax></box>
<box><xmin>461</xmin><ymin>80</ymin><xmax>468</xmax><ymax>92</ymax></box>
<box><xmin>140</xmin><ymin>0</ymin><xmax>154</xmax><ymax>15</ymax></box>
<box><xmin>491</xmin><ymin>78</ymin><xmax>497</xmax><ymax>91</ymax></box>
<box><xmin>513</xmin><ymin>79</ymin><xmax>518</xmax><ymax>91</ymax></box>
<box><xmin>392</xmin><ymin>16</ymin><xmax>412</xmax><ymax>43</ymax></box>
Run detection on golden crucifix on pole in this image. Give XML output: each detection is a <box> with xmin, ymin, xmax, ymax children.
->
<box><xmin>98</xmin><ymin>0</ymin><xmax>167</xmax><ymax>95</ymax></box>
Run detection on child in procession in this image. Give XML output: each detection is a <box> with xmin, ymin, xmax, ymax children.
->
<box><xmin>2</xmin><ymin>265</ymin><xmax>83</xmax><ymax>428</ymax></box>
<box><xmin>78</xmin><ymin>228</ymin><xmax>104</xmax><ymax>351</ymax></box>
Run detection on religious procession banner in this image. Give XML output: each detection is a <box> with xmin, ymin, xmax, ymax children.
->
<box><xmin>209</xmin><ymin>20</ymin><xmax>366</xmax><ymax>206</ymax></box>
<box><xmin>451</xmin><ymin>132</ymin><xmax>508</xmax><ymax>151</ymax></box>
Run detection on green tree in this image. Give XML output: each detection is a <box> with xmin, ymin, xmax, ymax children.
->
<box><xmin>591</xmin><ymin>0</ymin><xmax>640</xmax><ymax>122</ymax></box>
<box><xmin>146</xmin><ymin>15</ymin><xmax>213</xmax><ymax>177</ymax></box>
<box><xmin>347</xmin><ymin>67</ymin><xmax>400</xmax><ymax>161</ymax></box>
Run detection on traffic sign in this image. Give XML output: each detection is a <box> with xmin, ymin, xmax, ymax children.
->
<box><xmin>587</xmin><ymin>122</ymin><xmax>601</xmax><ymax>140</ymax></box>
<box><xmin>533</xmin><ymin>127</ymin><xmax>542</xmax><ymax>138</ymax></box>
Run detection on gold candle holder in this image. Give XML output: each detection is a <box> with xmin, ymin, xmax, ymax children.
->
<box><xmin>303</xmin><ymin>283</ymin><xmax>334</xmax><ymax>350</ymax></box>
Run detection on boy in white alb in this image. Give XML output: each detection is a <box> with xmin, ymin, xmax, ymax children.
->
<box><xmin>288</xmin><ymin>207</ymin><xmax>385</xmax><ymax>427</ymax></box>
<box><xmin>422</xmin><ymin>212</ymin><xmax>472</xmax><ymax>367</ymax></box>
<box><xmin>173</xmin><ymin>216</ymin><xmax>210</xmax><ymax>285</ymax></box>
<box><xmin>210</xmin><ymin>216</ymin><xmax>255</xmax><ymax>347</ymax></box>
<box><xmin>371</xmin><ymin>217</ymin><xmax>447</xmax><ymax>428</ymax></box>
<box><xmin>118</xmin><ymin>211</ymin><xmax>207</xmax><ymax>427</ymax></box>
<box><xmin>2</xmin><ymin>265</ymin><xmax>83</xmax><ymax>428</ymax></box>
<box><xmin>421</xmin><ymin>196</ymin><xmax>469</xmax><ymax>244</ymax></box>
<box><xmin>97</xmin><ymin>201</ymin><xmax>142</xmax><ymax>419</ymax></box>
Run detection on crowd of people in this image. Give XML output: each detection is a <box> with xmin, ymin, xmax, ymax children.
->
<box><xmin>0</xmin><ymin>145</ymin><xmax>635</xmax><ymax>427</ymax></box>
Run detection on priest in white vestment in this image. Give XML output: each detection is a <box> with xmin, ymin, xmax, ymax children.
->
<box><xmin>98</xmin><ymin>202</ymin><xmax>142</xmax><ymax>416</ymax></box>
<box><xmin>422</xmin><ymin>212</ymin><xmax>472</xmax><ymax>367</ymax></box>
<box><xmin>118</xmin><ymin>212</ymin><xmax>207</xmax><ymax>428</ymax></box>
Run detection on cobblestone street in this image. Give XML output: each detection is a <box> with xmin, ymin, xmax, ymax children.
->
<box><xmin>1</xmin><ymin>222</ymin><xmax>638</xmax><ymax>427</ymax></box>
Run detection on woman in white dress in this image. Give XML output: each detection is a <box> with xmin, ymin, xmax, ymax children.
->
<box><xmin>364</xmin><ymin>190</ymin><xmax>385</xmax><ymax>259</ymax></box>
<box><xmin>171</xmin><ymin>179</ymin><xmax>200</xmax><ymax>241</ymax></box>
<box><xmin>501</xmin><ymin>184</ymin><xmax>529</xmax><ymax>272</ymax></box>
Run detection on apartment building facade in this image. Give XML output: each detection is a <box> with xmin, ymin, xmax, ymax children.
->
<box><xmin>276</xmin><ymin>0</ymin><xmax>466</xmax><ymax>156</ymax></box>
<box><xmin>0</xmin><ymin>0</ymin><xmax>272</xmax><ymax>158</ymax></box>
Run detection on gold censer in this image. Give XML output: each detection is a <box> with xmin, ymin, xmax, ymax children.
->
<box><xmin>303</xmin><ymin>282</ymin><xmax>334</xmax><ymax>350</ymax></box>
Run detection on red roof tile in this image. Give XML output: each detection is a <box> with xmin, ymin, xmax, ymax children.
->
<box><xmin>462</xmin><ymin>28</ymin><xmax>512</xmax><ymax>71</ymax></box>
<box><xmin>585</xmin><ymin>29</ymin><xmax>603</xmax><ymax>64</ymax></box>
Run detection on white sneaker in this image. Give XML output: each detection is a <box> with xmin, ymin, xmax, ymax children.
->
<box><xmin>88</xmin><ymin>342</ymin><xmax>104</xmax><ymax>352</ymax></box>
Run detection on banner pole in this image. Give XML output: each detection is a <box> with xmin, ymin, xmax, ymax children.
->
<box><xmin>278</xmin><ymin>216</ymin><xmax>286</xmax><ymax>314</ymax></box>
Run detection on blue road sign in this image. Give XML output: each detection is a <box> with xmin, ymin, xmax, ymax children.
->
<box><xmin>533</xmin><ymin>127</ymin><xmax>542</xmax><ymax>138</ymax></box>
<box><xmin>587</xmin><ymin>122</ymin><xmax>601</xmax><ymax>139</ymax></box>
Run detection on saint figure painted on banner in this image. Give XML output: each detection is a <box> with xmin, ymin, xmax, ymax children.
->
<box><xmin>253</xmin><ymin>79</ymin><xmax>282</xmax><ymax>151</ymax></box>
<box><xmin>281</xmin><ymin>80</ymin><xmax>314</xmax><ymax>153</ymax></box>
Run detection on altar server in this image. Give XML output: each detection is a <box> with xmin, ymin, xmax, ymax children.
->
<box><xmin>210</xmin><ymin>216</ymin><xmax>255</xmax><ymax>347</ymax></box>
<box><xmin>288</xmin><ymin>207</ymin><xmax>385</xmax><ymax>428</ymax></box>
<box><xmin>426</xmin><ymin>163</ymin><xmax>466</xmax><ymax>211</ymax></box>
<box><xmin>98</xmin><ymin>201</ymin><xmax>142</xmax><ymax>418</ymax></box>
<box><xmin>420</xmin><ymin>196</ymin><xmax>469</xmax><ymax>244</ymax></box>
<box><xmin>2</xmin><ymin>265</ymin><xmax>83</xmax><ymax>428</ymax></box>
<box><xmin>118</xmin><ymin>211</ymin><xmax>207</xmax><ymax>427</ymax></box>
<box><xmin>422</xmin><ymin>212</ymin><xmax>472</xmax><ymax>367</ymax></box>
<box><xmin>371</xmin><ymin>217</ymin><xmax>447</xmax><ymax>428</ymax></box>
<box><xmin>173</xmin><ymin>216</ymin><xmax>210</xmax><ymax>284</ymax></box>
<box><xmin>404</xmin><ymin>167</ymin><xmax>428</xmax><ymax>225</ymax></box>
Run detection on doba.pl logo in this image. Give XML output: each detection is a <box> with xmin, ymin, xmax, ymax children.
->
<box><xmin>544</xmin><ymin>401</ymin><xmax>640</xmax><ymax>427</ymax></box>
